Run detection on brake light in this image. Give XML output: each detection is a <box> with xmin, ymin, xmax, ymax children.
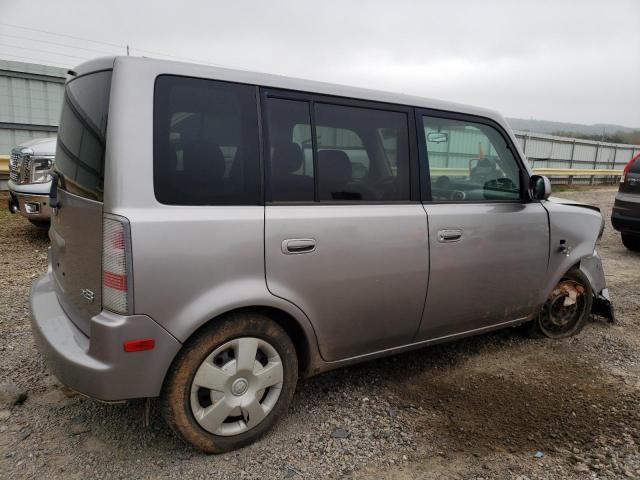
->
<box><xmin>102</xmin><ymin>215</ymin><xmax>133</xmax><ymax>314</ymax></box>
<box><xmin>621</xmin><ymin>152</ymin><xmax>640</xmax><ymax>183</ymax></box>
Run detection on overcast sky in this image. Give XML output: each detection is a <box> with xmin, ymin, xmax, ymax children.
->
<box><xmin>1</xmin><ymin>0</ymin><xmax>639</xmax><ymax>127</ymax></box>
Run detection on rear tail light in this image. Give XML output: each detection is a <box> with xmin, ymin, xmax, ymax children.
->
<box><xmin>102</xmin><ymin>214</ymin><xmax>133</xmax><ymax>315</ymax></box>
<box><xmin>621</xmin><ymin>152</ymin><xmax>640</xmax><ymax>183</ymax></box>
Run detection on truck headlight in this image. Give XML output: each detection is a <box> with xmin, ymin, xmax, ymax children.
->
<box><xmin>29</xmin><ymin>157</ymin><xmax>54</xmax><ymax>184</ymax></box>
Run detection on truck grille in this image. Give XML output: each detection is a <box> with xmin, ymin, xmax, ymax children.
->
<box><xmin>9</xmin><ymin>152</ymin><xmax>21</xmax><ymax>183</ymax></box>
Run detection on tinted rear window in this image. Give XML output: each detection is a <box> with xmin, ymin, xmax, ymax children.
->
<box><xmin>55</xmin><ymin>70</ymin><xmax>112</xmax><ymax>201</ymax></box>
<box><xmin>630</xmin><ymin>154</ymin><xmax>640</xmax><ymax>174</ymax></box>
<box><xmin>153</xmin><ymin>75</ymin><xmax>261</xmax><ymax>205</ymax></box>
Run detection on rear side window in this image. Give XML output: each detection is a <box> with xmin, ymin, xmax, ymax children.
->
<box><xmin>154</xmin><ymin>76</ymin><xmax>260</xmax><ymax>205</ymax></box>
<box><xmin>55</xmin><ymin>70</ymin><xmax>112</xmax><ymax>201</ymax></box>
<box><xmin>314</xmin><ymin>103</ymin><xmax>409</xmax><ymax>201</ymax></box>
<box><xmin>265</xmin><ymin>97</ymin><xmax>411</xmax><ymax>202</ymax></box>
<box><xmin>265</xmin><ymin>98</ymin><xmax>314</xmax><ymax>202</ymax></box>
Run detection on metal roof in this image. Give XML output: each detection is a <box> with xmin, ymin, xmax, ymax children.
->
<box><xmin>76</xmin><ymin>56</ymin><xmax>505</xmax><ymax>126</ymax></box>
<box><xmin>0</xmin><ymin>59</ymin><xmax>67</xmax><ymax>79</ymax></box>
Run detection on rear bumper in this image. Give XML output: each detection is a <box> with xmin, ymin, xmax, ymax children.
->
<box><xmin>611</xmin><ymin>210</ymin><xmax>640</xmax><ymax>235</ymax></box>
<box><xmin>8</xmin><ymin>191</ymin><xmax>52</xmax><ymax>220</ymax></box>
<box><xmin>612</xmin><ymin>193</ymin><xmax>640</xmax><ymax>234</ymax></box>
<box><xmin>30</xmin><ymin>272</ymin><xmax>182</xmax><ymax>401</ymax></box>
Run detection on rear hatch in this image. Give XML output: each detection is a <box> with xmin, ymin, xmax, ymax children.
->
<box><xmin>616</xmin><ymin>155</ymin><xmax>640</xmax><ymax>218</ymax></box>
<box><xmin>620</xmin><ymin>158</ymin><xmax>640</xmax><ymax>196</ymax></box>
<box><xmin>49</xmin><ymin>69</ymin><xmax>112</xmax><ymax>336</ymax></box>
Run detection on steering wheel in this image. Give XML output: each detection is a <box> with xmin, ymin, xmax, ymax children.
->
<box><xmin>485</xmin><ymin>177</ymin><xmax>516</xmax><ymax>191</ymax></box>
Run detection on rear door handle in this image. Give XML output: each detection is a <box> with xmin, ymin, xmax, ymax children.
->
<box><xmin>281</xmin><ymin>238</ymin><xmax>316</xmax><ymax>254</ymax></box>
<box><xmin>438</xmin><ymin>229</ymin><xmax>463</xmax><ymax>243</ymax></box>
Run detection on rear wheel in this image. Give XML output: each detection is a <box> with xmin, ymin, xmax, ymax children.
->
<box><xmin>621</xmin><ymin>233</ymin><xmax>640</xmax><ymax>252</ymax></box>
<box><xmin>528</xmin><ymin>269</ymin><xmax>593</xmax><ymax>339</ymax></box>
<box><xmin>161</xmin><ymin>312</ymin><xmax>298</xmax><ymax>453</ymax></box>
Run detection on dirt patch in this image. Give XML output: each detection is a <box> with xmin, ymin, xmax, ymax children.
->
<box><xmin>389</xmin><ymin>348</ymin><xmax>638</xmax><ymax>452</ymax></box>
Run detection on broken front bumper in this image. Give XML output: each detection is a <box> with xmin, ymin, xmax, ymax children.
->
<box><xmin>580</xmin><ymin>251</ymin><xmax>615</xmax><ymax>323</ymax></box>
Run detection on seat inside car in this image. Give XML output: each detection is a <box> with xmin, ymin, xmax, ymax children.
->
<box><xmin>270</xmin><ymin>142</ymin><xmax>314</xmax><ymax>201</ymax></box>
<box><xmin>318</xmin><ymin>149</ymin><xmax>358</xmax><ymax>200</ymax></box>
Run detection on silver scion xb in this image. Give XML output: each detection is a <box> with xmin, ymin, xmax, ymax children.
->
<box><xmin>30</xmin><ymin>57</ymin><xmax>614</xmax><ymax>453</ymax></box>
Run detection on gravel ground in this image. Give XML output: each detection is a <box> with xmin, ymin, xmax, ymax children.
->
<box><xmin>1</xmin><ymin>188</ymin><xmax>638</xmax><ymax>479</ymax></box>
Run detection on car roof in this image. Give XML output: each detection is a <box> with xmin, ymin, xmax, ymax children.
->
<box><xmin>71</xmin><ymin>56</ymin><xmax>508</xmax><ymax>129</ymax></box>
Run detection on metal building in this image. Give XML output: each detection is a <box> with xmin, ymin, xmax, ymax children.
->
<box><xmin>0</xmin><ymin>60</ymin><xmax>66</xmax><ymax>188</ymax></box>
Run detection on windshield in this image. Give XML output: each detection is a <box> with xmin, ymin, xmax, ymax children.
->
<box><xmin>55</xmin><ymin>70</ymin><xmax>112</xmax><ymax>201</ymax></box>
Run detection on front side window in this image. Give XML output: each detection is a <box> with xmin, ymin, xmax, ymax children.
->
<box><xmin>154</xmin><ymin>76</ymin><xmax>260</xmax><ymax>205</ymax></box>
<box><xmin>422</xmin><ymin>115</ymin><xmax>521</xmax><ymax>202</ymax></box>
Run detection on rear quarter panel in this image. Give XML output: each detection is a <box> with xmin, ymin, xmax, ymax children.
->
<box><xmin>104</xmin><ymin>58</ymin><xmax>321</xmax><ymax>369</ymax></box>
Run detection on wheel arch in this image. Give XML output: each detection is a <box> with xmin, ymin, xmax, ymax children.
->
<box><xmin>169</xmin><ymin>304</ymin><xmax>319</xmax><ymax>379</ymax></box>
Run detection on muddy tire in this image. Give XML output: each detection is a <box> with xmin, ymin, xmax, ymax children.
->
<box><xmin>160</xmin><ymin>312</ymin><xmax>298</xmax><ymax>453</ymax></box>
<box><xmin>527</xmin><ymin>269</ymin><xmax>593</xmax><ymax>339</ymax></box>
<box><xmin>621</xmin><ymin>233</ymin><xmax>640</xmax><ymax>252</ymax></box>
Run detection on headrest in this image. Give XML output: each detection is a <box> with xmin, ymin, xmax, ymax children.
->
<box><xmin>318</xmin><ymin>149</ymin><xmax>352</xmax><ymax>186</ymax></box>
<box><xmin>477</xmin><ymin>158</ymin><xmax>492</xmax><ymax>168</ymax></box>
<box><xmin>182</xmin><ymin>139</ymin><xmax>225</xmax><ymax>184</ymax></box>
<box><xmin>272</xmin><ymin>142</ymin><xmax>303</xmax><ymax>176</ymax></box>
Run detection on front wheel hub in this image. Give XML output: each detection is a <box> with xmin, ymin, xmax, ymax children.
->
<box><xmin>539</xmin><ymin>280</ymin><xmax>586</xmax><ymax>336</ymax></box>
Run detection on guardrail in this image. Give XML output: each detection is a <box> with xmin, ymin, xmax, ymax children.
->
<box><xmin>532</xmin><ymin>168</ymin><xmax>621</xmax><ymax>177</ymax></box>
<box><xmin>0</xmin><ymin>157</ymin><xmax>623</xmax><ymax>188</ymax></box>
<box><xmin>431</xmin><ymin>167</ymin><xmax>622</xmax><ymax>178</ymax></box>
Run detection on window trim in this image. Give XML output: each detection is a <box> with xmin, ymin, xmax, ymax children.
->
<box><xmin>415</xmin><ymin>108</ymin><xmax>531</xmax><ymax>204</ymax></box>
<box><xmin>260</xmin><ymin>87</ymin><xmax>419</xmax><ymax>205</ymax></box>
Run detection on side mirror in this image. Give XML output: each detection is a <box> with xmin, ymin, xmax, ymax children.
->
<box><xmin>530</xmin><ymin>175</ymin><xmax>551</xmax><ymax>200</ymax></box>
<box><xmin>426</xmin><ymin>132</ymin><xmax>448</xmax><ymax>143</ymax></box>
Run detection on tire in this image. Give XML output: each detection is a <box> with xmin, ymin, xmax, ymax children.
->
<box><xmin>29</xmin><ymin>219</ymin><xmax>50</xmax><ymax>230</ymax></box>
<box><xmin>527</xmin><ymin>268</ymin><xmax>593</xmax><ymax>339</ymax></box>
<box><xmin>621</xmin><ymin>233</ymin><xmax>640</xmax><ymax>252</ymax></box>
<box><xmin>161</xmin><ymin>312</ymin><xmax>298</xmax><ymax>453</ymax></box>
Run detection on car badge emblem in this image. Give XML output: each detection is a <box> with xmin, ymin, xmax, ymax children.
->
<box><xmin>80</xmin><ymin>289</ymin><xmax>95</xmax><ymax>303</ymax></box>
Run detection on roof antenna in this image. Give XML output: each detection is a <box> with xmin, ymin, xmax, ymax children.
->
<box><xmin>126</xmin><ymin>44</ymin><xmax>130</xmax><ymax>56</ymax></box>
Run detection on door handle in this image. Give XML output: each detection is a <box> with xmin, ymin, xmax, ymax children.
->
<box><xmin>281</xmin><ymin>238</ymin><xmax>316</xmax><ymax>254</ymax></box>
<box><xmin>438</xmin><ymin>229</ymin><xmax>463</xmax><ymax>243</ymax></box>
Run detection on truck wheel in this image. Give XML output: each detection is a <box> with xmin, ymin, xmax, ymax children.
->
<box><xmin>161</xmin><ymin>312</ymin><xmax>298</xmax><ymax>453</ymax></box>
<box><xmin>621</xmin><ymin>233</ymin><xmax>640</xmax><ymax>252</ymax></box>
<box><xmin>528</xmin><ymin>269</ymin><xmax>593</xmax><ymax>339</ymax></box>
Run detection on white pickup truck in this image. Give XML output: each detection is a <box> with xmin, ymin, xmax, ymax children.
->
<box><xmin>8</xmin><ymin>137</ymin><xmax>56</xmax><ymax>228</ymax></box>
